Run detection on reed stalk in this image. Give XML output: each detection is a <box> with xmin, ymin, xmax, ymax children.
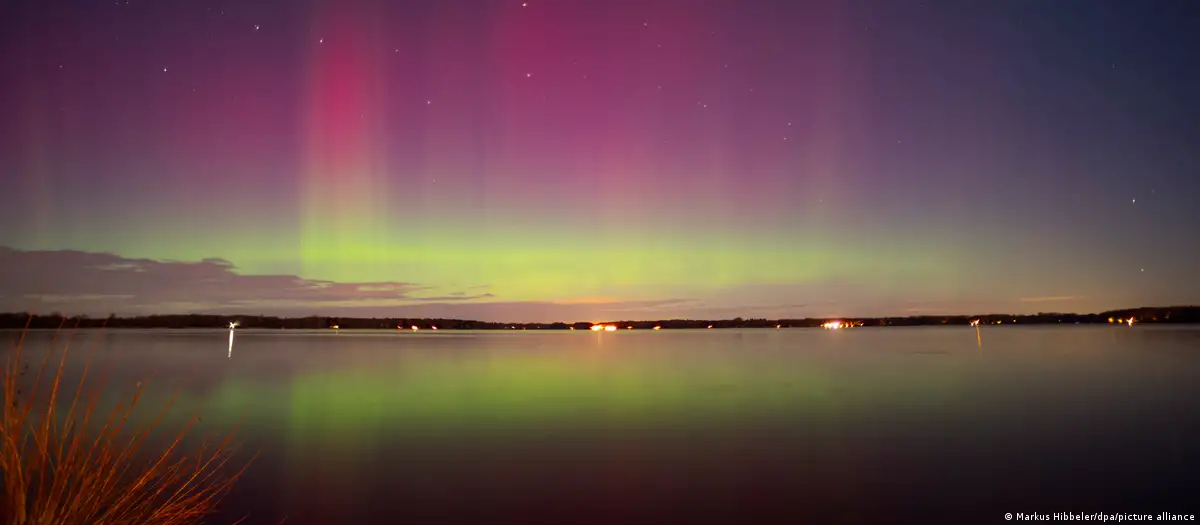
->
<box><xmin>1</xmin><ymin>321</ymin><xmax>254</xmax><ymax>525</ymax></box>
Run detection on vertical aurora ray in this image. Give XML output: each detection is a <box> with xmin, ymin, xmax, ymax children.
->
<box><xmin>8</xmin><ymin>79</ymin><xmax>59</xmax><ymax>244</ymax></box>
<box><xmin>4</xmin><ymin>1</ymin><xmax>1195</xmax><ymax>319</ymax></box>
<box><xmin>299</xmin><ymin>0</ymin><xmax>393</xmax><ymax>281</ymax></box>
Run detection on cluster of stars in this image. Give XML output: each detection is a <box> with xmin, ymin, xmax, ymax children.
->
<box><xmin>148</xmin><ymin>0</ymin><xmax>782</xmax><ymax>122</ymax></box>
<box><xmin>109</xmin><ymin>0</ymin><xmax>1143</xmax><ymax>233</ymax></box>
<box><xmin>93</xmin><ymin>0</ymin><xmax>806</xmax><ymax>163</ymax></box>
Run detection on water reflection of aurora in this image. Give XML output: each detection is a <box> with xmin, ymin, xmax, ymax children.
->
<box><xmin>200</xmin><ymin>354</ymin><xmax>972</xmax><ymax>437</ymax></box>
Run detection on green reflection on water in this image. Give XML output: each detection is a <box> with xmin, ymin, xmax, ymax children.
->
<box><xmin>199</xmin><ymin>352</ymin><xmax>970</xmax><ymax>439</ymax></box>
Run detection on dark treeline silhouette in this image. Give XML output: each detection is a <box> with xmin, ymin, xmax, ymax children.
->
<box><xmin>1</xmin><ymin>306</ymin><xmax>1198</xmax><ymax>330</ymax></box>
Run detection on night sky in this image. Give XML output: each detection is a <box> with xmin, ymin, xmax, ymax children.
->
<box><xmin>2</xmin><ymin>0</ymin><xmax>1198</xmax><ymax>322</ymax></box>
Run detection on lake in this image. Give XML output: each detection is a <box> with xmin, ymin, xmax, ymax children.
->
<box><xmin>8</xmin><ymin>326</ymin><xmax>1199</xmax><ymax>524</ymax></box>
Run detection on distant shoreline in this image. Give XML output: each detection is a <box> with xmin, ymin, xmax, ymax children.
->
<box><xmin>2</xmin><ymin>306</ymin><xmax>1197</xmax><ymax>330</ymax></box>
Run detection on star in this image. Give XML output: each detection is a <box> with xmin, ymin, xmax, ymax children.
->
<box><xmin>526</xmin><ymin>72</ymin><xmax>532</xmax><ymax>78</ymax></box>
<box><xmin>319</xmin><ymin>38</ymin><xmax>324</xmax><ymax>43</ymax></box>
<box><xmin>426</xmin><ymin>99</ymin><xmax>432</xmax><ymax>105</ymax></box>
<box><xmin>254</xmin><ymin>24</ymin><xmax>260</xmax><ymax>31</ymax></box>
<box><xmin>162</xmin><ymin>67</ymin><xmax>168</xmax><ymax>72</ymax></box>
<box><xmin>522</xmin><ymin>2</ymin><xmax>527</xmax><ymax>6</ymax></box>
<box><xmin>1132</xmin><ymin>198</ymin><xmax>1136</xmax><ymax>204</ymax></box>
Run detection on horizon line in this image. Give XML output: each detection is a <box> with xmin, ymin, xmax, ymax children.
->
<box><xmin>2</xmin><ymin>305</ymin><xmax>1196</xmax><ymax>326</ymax></box>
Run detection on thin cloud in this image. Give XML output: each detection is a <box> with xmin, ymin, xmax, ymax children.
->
<box><xmin>1020</xmin><ymin>296</ymin><xmax>1079</xmax><ymax>303</ymax></box>
<box><xmin>26</xmin><ymin>294</ymin><xmax>135</xmax><ymax>303</ymax></box>
<box><xmin>0</xmin><ymin>247</ymin><xmax>688</xmax><ymax>322</ymax></box>
<box><xmin>0</xmin><ymin>247</ymin><xmax>1120</xmax><ymax>323</ymax></box>
<box><xmin>591</xmin><ymin>299</ymin><xmax>696</xmax><ymax>312</ymax></box>
<box><xmin>553</xmin><ymin>297</ymin><xmax>621</xmax><ymax>305</ymax></box>
<box><xmin>408</xmin><ymin>293</ymin><xmax>496</xmax><ymax>302</ymax></box>
<box><xmin>0</xmin><ymin>246</ymin><xmax>470</xmax><ymax>314</ymax></box>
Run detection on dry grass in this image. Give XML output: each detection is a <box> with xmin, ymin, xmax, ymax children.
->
<box><xmin>1</xmin><ymin>321</ymin><xmax>254</xmax><ymax>525</ymax></box>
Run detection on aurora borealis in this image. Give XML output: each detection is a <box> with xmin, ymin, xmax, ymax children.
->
<box><xmin>2</xmin><ymin>1</ymin><xmax>1199</xmax><ymax>321</ymax></box>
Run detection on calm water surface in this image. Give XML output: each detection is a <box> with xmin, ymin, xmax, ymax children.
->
<box><xmin>10</xmin><ymin>326</ymin><xmax>1200</xmax><ymax>524</ymax></box>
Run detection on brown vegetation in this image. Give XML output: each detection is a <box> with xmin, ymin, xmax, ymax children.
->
<box><xmin>1</xmin><ymin>322</ymin><xmax>253</xmax><ymax>525</ymax></box>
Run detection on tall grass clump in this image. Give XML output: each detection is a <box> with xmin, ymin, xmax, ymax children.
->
<box><xmin>1</xmin><ymin>324</ymin><xmax>254</xmax><ymax>525</ymax></box>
